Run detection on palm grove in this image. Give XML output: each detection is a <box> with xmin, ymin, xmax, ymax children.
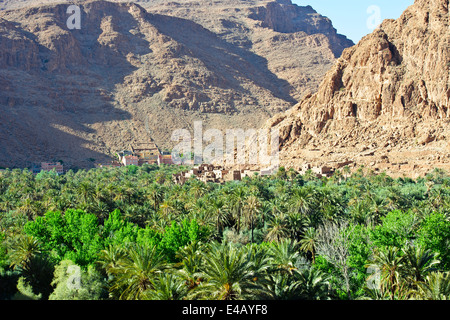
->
<box><xmin>0</xmin><ymin>164</ymin><xmax>450</xmax><ymax>300</ymax></box>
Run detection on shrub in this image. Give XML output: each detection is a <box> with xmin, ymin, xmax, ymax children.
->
<box><xmin>370</xmin><ymin>209</ymin><xmax>419</xmax><ymax>248</ymax></box>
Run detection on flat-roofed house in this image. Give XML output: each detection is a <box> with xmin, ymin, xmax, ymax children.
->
<box><xmin>122</xmin><ymin>155</ymin><xmax>139</xmax><ymax>166</ymax></box>
<box><xmin>311</xmin><ymin>166</ymin><xmax>334</xmax><ymax>177</ymax></box>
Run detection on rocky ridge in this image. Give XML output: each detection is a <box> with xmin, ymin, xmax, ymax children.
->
<box><xmin>260</xmin><ymin>0</ymin><xmax>449</xmax><ymax>178</ymax></box>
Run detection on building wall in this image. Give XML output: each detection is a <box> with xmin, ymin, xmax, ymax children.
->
<box><xmin>41</xmin><ymin>162</ymin><xmax>64</xmax><ymax>174</ymax></box>
<box><xmin>123</xmin><ymin>156</ymin><xmax>139</xmax><ymax>166</ymax></box>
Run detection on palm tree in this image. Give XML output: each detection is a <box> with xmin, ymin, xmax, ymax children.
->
<box><xmin>266</xmin><ymin>198</ymin><xmax>284</xmax><ymax>217</ymax></box>
<box><xmin>97</xmin><ymin>244</ymin><xmax>127</xmax><ymax>275</ymax></box>
<box><xmin>260</xmin><ymin>202</ymin><xmax>273</xmax><ymax>227</ymax></box>
<box><xmin>401</xmin><ymin>245</ymin><xmax>440</xmax><ymax>286</ymax></box>
<box><xmin>17</xmin><ymin>198</ymin><xmax>37</xmax><ymax>219</ymax></box>
<box><xmin>413</xmin><ymin>272</ymin><xmax>450</xmax><ymax>300</ymax></box>
<box><xmin>145</xmin><ymin>273</ymin><xmax>188</xmax><ymax>300</ymax></box>
<box><xmin>262</xmin><ymin>262</ymin><xmax>329</xmax><ymax>300</ymax></box>
<box><xmin>159</xmin><ymin>200</ymin><xmax>175</xmax><ymax>218</ymax></box>
<box><xmin>18</xmin><ymin>254</ymin><xmax>55</xmax><ymax>300</ymax></box>
<box><xmin>285</xmin><ymin>211</ymin><xmax>308</xmax><ymax>241</ymax></box>
<box><xmin>113</xmin><ymin>186</ymin><xmax>128</xmax><ymax>204</ymax></box>
<box><xmin>367</xmin><ymin>247</ymin><xmax>405</xmax><ymax>300</ymax></box>
<box><xmin>189</xmin><ymin>180</ymin><xmax>207</xmax><ymax>199</ymax></box>
<box><xmin>369</xmin><ymin>194</ymin><xmax>388</xmax><ymax>224</ymax></box>
<box><xmin>207</xmin><ymin>196</ymin><xmax>229</xmax><ymax>239</ymax></box>
<box><xmin>348</xmin><ymin>198</ymin><xmax>375</xmax><ymax>225</ymax></box>
<box><xmin>93</xmin><ymin>183</ymin><xmax>108</xmax><ymax>204</ymax></box>
<box><xmin>342</xmin><ymin>166</ymin><xmax>351</xmax><ymax>181</ymax></box>
<box><xmin>299</xmin><ymin>227</ymin><xmax>318</xmax><ymax>263</ymax></box>
<box><xmin>175</xmin><ymin>241</ymin><xmax>206</xmax><ymax>291</ymax></box>
<box><xmin>146</xmin><ymin>183</ymin><xmax>164</xmax><ymax>212</ymax></box>
<box><xmin>263</xmin><ymin>272</ymin><xmax>303</xmax><ymax>300</ymax></box>
<box><xmin>243</xmin><ymin>195</ymin><xmax>261</xmax><ymax>243</ymax></box>
<box><xmin>0</xmin><ymin>193</ymin><xmax>15</xmax><ymax>213</ymax></box>
<box><xmin>230</xmin><ymin>186</ymin><xmax>247</xmax><ymax>234</ymax></box>
<box><xmin>315</xmin><ymin>187</ymin><xmax>344</xmax><ymax>223</ymax></box>
<box><xmin>295</xmin><ymin>267</ymin><xmax>330</xmax><ymax>300</ymax></box>
<box><xmin>108</xmin><ymin>244</ymin><xmax>167</xmax><ymax>300</ymax></box>
<box><xmin>268</xmin><ymin>239</ymin><xmax>301</xmax><ymax>275</ymax></box>
<box><xmin>9</xmin><ymin>235</ymin><xmax>42</xmax><ymax>270</ymax></box>
<box><xmin>94</xmin><ymin>200</ymin><xmax>111</xmax><ymax>222</ymax></box>
<box><xmin>286</xmin><ymin>168</ymin><xmax>298</xmax><ymax>182</ymax></box>
<box><xmin>8</xmin><ymin>234</ymin><xmax>54</xmax><ymax>300</ymax></box>
<box><xmin>264</xmin><ymin>213</ymin><xmax>288</xmax><ymax>243</ymax></box>
<box><xmin>77</xmin><ymin>181</ymin><xmax>95</xmax><ymax>206</ymax></box>
<box><xmin>289</xmin><ymin>187</ymin><xmax>313</xmax><ymax>216</ymax></box>
<box><xmin>331</xmin><ymin>169</ymin><xmax>343</xmax><ymax>184</ymax></box>
<box><xmin>244</xmin><ymin>244</ymin><xmax>271</xmax><ymax>277</ymax></box>
<box><xmin>385</xmin><ymin>186</ymin><xmax>407</xmax><ymax>211</ymax></box>
<box><xmin>195</xmin><ymin>242</ymin><xmax>264</xmax><ymax>300</ymax></box>
<box><xmin>122</xmin><ymin>181</ymin><xmax>137</xmax><ymax>205</ymax></box>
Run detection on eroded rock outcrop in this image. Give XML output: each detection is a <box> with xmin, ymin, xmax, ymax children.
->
<box><xmin>264</xmin><ymin>0</ymin><xmax>450</xmax><ymax>177</ymax></box>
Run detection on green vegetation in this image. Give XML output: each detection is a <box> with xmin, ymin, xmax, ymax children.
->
<box><xmin>0</xmin><ymin>164</ymin><xmax>449</xmax><ymax>300</ymax></box>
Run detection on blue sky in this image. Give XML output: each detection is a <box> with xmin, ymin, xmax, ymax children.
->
<box><xmin>293</xmin><ymin>0</ymin><xmax>415</xmax><ymax>43</ymax></box>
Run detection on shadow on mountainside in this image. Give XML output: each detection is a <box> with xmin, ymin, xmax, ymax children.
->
<box><xmin>0</xmin><ymin>2</ymin><xmax>150</xmax><ymax>169</ymax></box>
<box><xmin>147</xmin><ymin>12</ymin><xmax>298</xmax><ymax>105</ymax></box>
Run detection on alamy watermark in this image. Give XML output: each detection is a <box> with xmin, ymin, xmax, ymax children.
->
<box><xmin>67</xmin><ymin>4</ymin><xmax>81</xmax><ymax>30</ymax></box>
<box><xmin>170</xmin><ymin>121</ymin><xmax>279</xmax><ymax>167</ymax></box>
<box><xmin>66</xmin><ymin>264</ymin><xmax>82</xmax><ymax>290</ymax></box>
<box><xmin>366</xmin><ymin>265</ymin><xmax>381</xmax><ymax>290</ymax></box>
<box><xmin>65</xmin><ymin>4</ymin><xmax>384</xmax><ymax>35</ymax></box>
<box><xmin>367</xmin><ymin>5</ymin><xmax>382</xmax><ymax>31</ymax></box>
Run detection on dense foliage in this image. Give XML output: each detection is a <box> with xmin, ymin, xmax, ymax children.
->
<box><xmin>0</xmin><ymin>164</ymin><xmax>449</xmax><ymax>300</ymax></box>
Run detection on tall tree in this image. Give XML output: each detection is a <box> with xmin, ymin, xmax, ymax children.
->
<box><xmin>195</xmin><ymin>242</ymin><xmax>265</xmax><ymax>300</ymax></box>
<box><xmin>367</xmin><ymin>247</ymin><xmax>405</xmax><ymax>300</ymax></box>
<box><xmin>316</xmin><ymin>222</ymin><xmax>353</xmax><ymax>299</ymax></box>
<box><xmin>268</xmin><ymin>239</ymin><xmax>301</xmax><ymax>276</ymax></box>
<box><xmin>299</xmin><ymin>227</ymin><xmax>318</xmax><ymax>263</ymax></box>
<box><xmin>108</xmin><ymin>244</ymin><xmax>167</xmax><ymax>300</ymax></box>
<box><xmin>244</xmin><ymin>195</ymin><xmax>261</xmax><ymax>243</ymax></box>
<box><xmin>264</xmin><ymin>214</ymin><xmax>288</xmax><ymax>243</ymax></box>
<box><xmin>230</xmin><ymin>186</ymin><xmax>247</xmax><ymax>234</ymax></box>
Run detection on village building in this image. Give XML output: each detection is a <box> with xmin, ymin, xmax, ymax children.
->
<box><xmin>158</xmin><ymin>154</ymin><xmax>173</xmax><ymax>165</ymax></box>
<box><xmin>122</xmin><ymin>155</ymin><xmax>139</xmax><ymax>166</ymax></box>
<box><xmin>31</xmin><ymin>164</ymin><xmax>42</xmax><ymax>175</ymax></box>
<box><xmin>223</xmin><ymin>170</ymin><xmax>241</xmax><ymax>181</ymax></box>
<box><xmin>259</xmin><ymin>164</ymin><xmax>279</xmax><ymax>176</ymax></box>
<box><xmin>299</xmin><ymin>164</ymin><xmax>311</xmax><ymax>174</ymax></box>
<box><xmin>114</xmin><ymin>142</ymin><xmax>177</xmax><ymax>167</ymax></box>
<box><xmin>131</xmin><ymin>142</ymin><xmax>160</xmax><ymax>165</ymax></box>
<box><xmin>311</xmin><ymin>166</ymin><xmax>334</xmax><ymax>177</ymax></box>
<box><xmin>213</xmin><ymin>169</ymin><xmax>224</xmax><ymax>180</ymax></box>
<box><xmin>173</xmin><ymin>164</ymin><xmax>262</xmax><ymax>185</ymax></box>
<box><xmin>241</xmin><ymin>170</ymin><xmax>259</xmax><ymax>179</ymax></box>
<box><xmin>40</xmin><ymin>162</ymin><xmax>64</xmax><ymax>175</ymax></box>
<box><xmin>97</xmin><ymin>161</ymin><xmax>122</xmax><ymax>168</ymax></box>
<box><xmin>298</xmin><ymin>163</ymin><xmax>335</xmax><ymax>177</ymax></box>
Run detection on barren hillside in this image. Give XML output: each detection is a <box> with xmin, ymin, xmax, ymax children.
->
<box><xmin>0</xmin><ymin>0</ymin><xmax>352</xmax><ymax>169</ymax></box>
<box><xmin>261</xmin><ymin>0</ymin><xmax>449</xmax><ymax>178</ymax></box>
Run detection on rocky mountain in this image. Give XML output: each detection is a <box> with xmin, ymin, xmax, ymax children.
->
<box><xmin>262</xmin><ymin>0</ymin><xmax>449</xmax><ymax>178</ymax></box>
<box><xmin>0</xmin><ymin>0</ymin><xmax>353</xmax><ymax>168</ymax></box>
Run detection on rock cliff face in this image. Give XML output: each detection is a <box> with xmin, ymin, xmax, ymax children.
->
<box><xmin>264</xmin><ymin>0</ymin><xmax>449</xmax><ymax>177</ymax></box>
<box><xmin>0</xmin><ymin>0</ymin><xmax>352</xmax><ymax>168</ymax></box>
<box><xmin>246</xmin><ymin>1</ymin><xmax>353</xmax><ymax>57</ymax></box>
